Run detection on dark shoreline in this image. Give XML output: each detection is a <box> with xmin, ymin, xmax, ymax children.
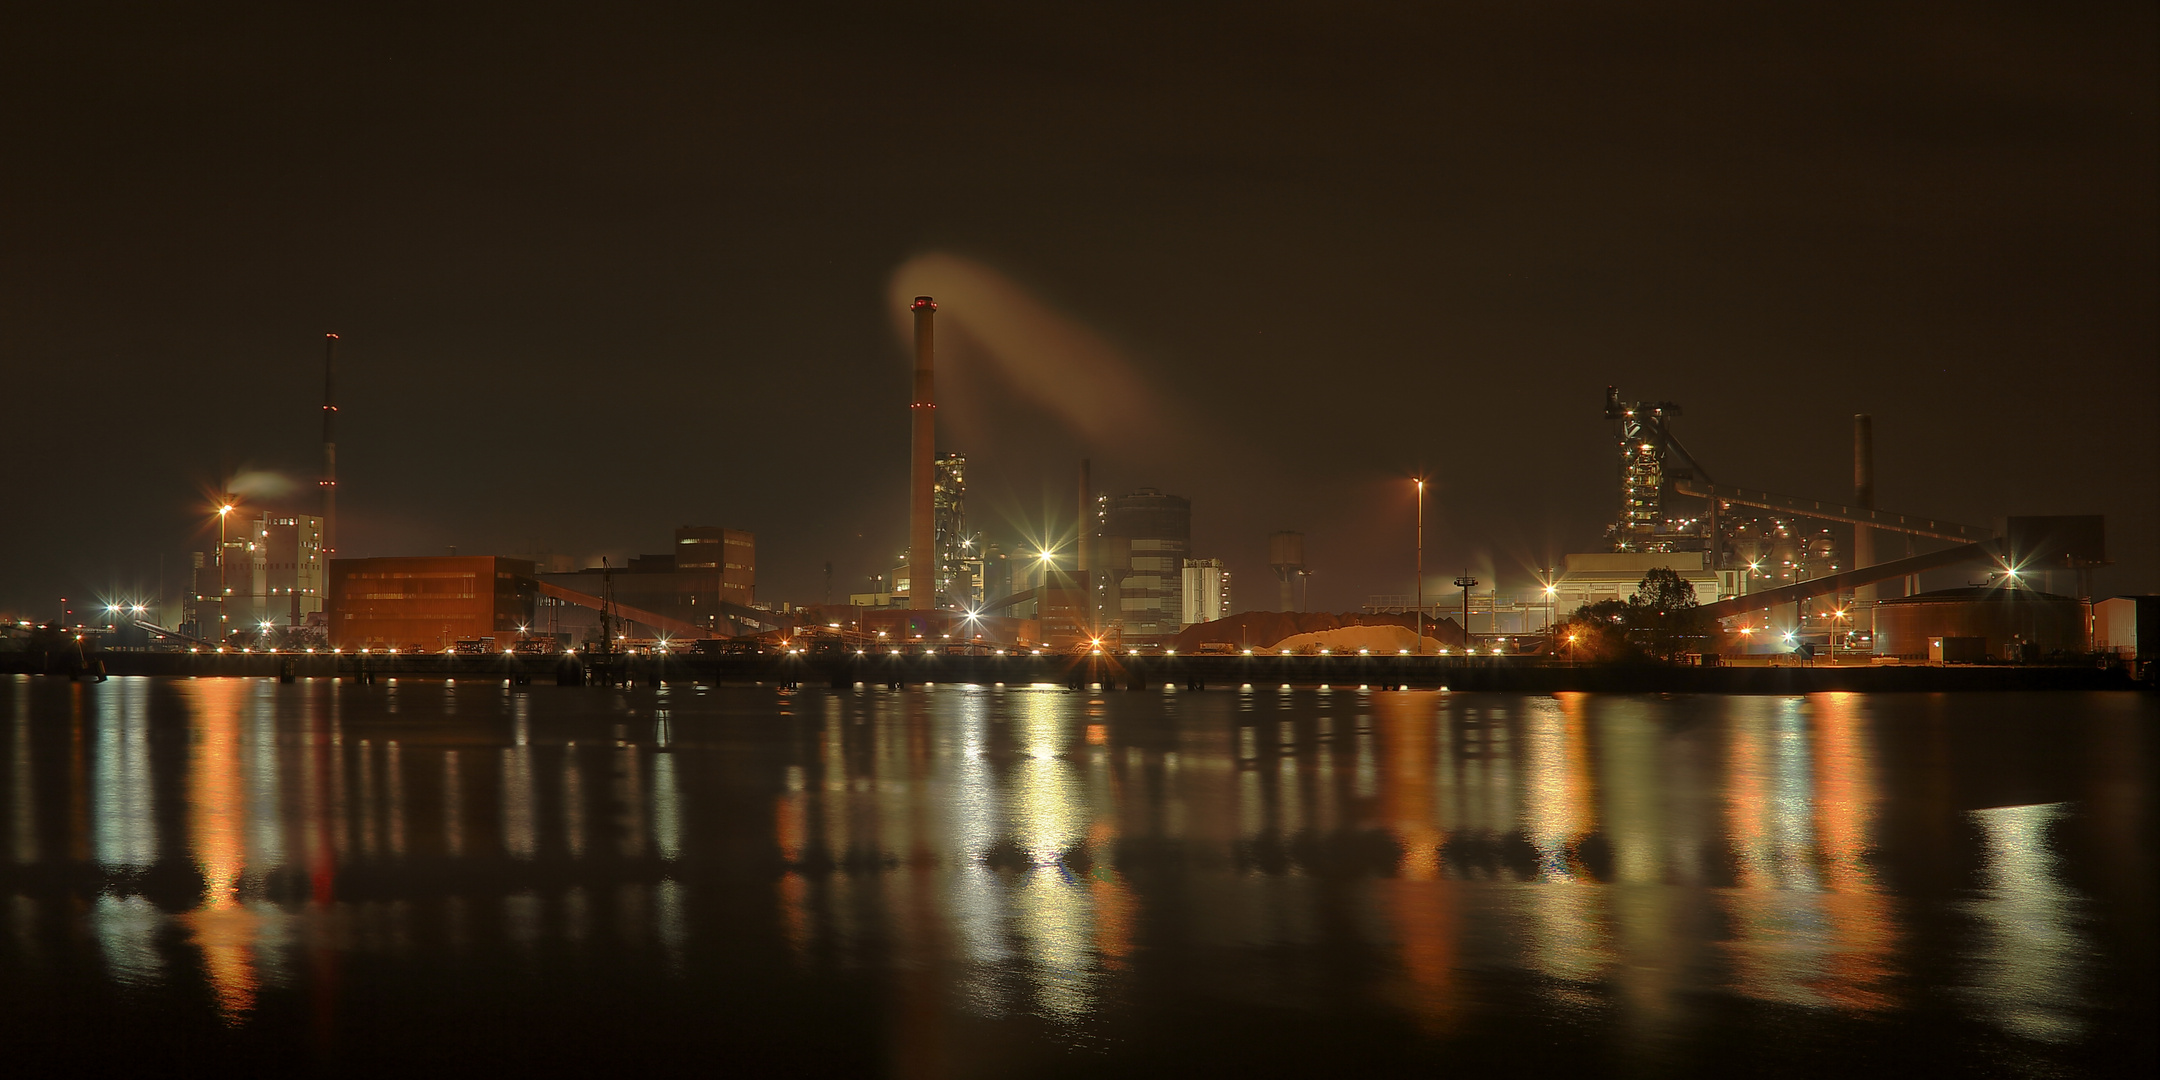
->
<box><xmin>5</xmin><ymin>651</ymin><xmax>2146</xmax><ymax>694</ymax></box>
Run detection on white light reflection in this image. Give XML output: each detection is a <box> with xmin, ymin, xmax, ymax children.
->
<box><xmin>358</xmin><ymin>738</ymin><xmax>378</xmax><ymax>856</ymax></box>
<box><xmin>12</xmin><ymin>687</ymin><xmax>34</xmax><ymax>864</ymax></box>
<box><xmin>615</xmin><ymin>744</ymin><xmax>646</xmax><ymax>859</ymax></box>
<box><xmin>92</xmin><ymin>894</ymin><xmax>165</xmax><ymax>987</ymax></box>
<box><xmin>563</xmin><ymin>744</ymin><xmax>586</xmax><ymax>860</ymax></box>
<box><xmin>504</xmin><ymin>890</ymin><xmax>542</xmax><ymax>959</ymax></box>
<box><xmin>655</xmin><ymin>879</ymin><xmax>687</xmax><ymax>975</ymax></box>
<box><xmin>1519</xmin><ymin>696</ymin><xmax>1609</xmax><ymax>996</ymax></box>
<box><xmin>652</xmin><ymin>752</ymin><xmax>681</xmax><ymax>862</ymax></box>
<box><xmin>1964</xmin><ymin>802</ymin><xmax>2088</xmax><ymax>1043</ymax></box>
<box><xmin>386</xmin><ymin>740</ymin><xmax>404</xmax><ymax>857</ymax></box>
<box><xmin>1597</xmin><ymin>697</ymin><xmax>1685</xmax><ymax>1040</ymax></box>
<box><xmin>502</xmin><ymin>739</ymin><xmax>536</xmax><ymax>859</ymax></box>
<box><xmin>948</xmin><ymin>689</ymin><xmax>1010</xmax><ymax>1005</ymax></box>
<box><xmin>248</xmin><ymin>697</ymin><xmax>282</xmax><ymax>868</ymax></box>
<box><xmin>93</xmin><ymin>683</ymin><xmax>157</xmax><ymax>869</ymax></box>
<box><xmin>1010</xmin><ymin>693</ymin><xmax>1095</xmax><ymax>1020</ymax></box>
<box><xmin>775</xmin><ymin>760</ymin><xmax>809</xmax><ymax>959</ymax></box>
<box><xmin>443</xmin><ymin>750</ymin><xmax>463</xmax><ymax>857</ymax></box>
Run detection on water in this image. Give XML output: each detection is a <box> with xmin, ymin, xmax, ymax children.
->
<box><xmin>0</xmin><ymin>676</ymin><xmax>2151</xmax><ymax>1076</ymax></box>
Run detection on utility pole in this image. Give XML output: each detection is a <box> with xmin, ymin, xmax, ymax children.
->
<box><xmin>1544</xmin><ymin>566</ymin><xmax>1556</xmax><ymax>648</ymax></box>
<box><xmin>217</xmin><ymin>501</ymin><xmax>234</xmax><ymax>647</ymax></box>
<box><xmin>1455</xmin><ymin>572</ymin><xmax>1479</xmax><ymax>652</ymax></box>
<box><xmin>1414</xmin><ymin>478</ymin><xmax>1425</xmax><ymax>654</ymax></box>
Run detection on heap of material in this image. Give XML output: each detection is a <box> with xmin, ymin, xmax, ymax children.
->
<box><xmin>1167</xmin><ymin>610</ymin><xmax>1466</xmax><ymax>654</ymax></box>
<box><xmin>1270</xmin><ymin>624</ymin><xmax>1451</xmax><ymax>655</ymax></box>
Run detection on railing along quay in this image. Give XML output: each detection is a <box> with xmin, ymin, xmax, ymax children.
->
<box><xmin>6</xmin><ymin>649</ymin><xmax>2141</xmax><ymax>693</ymax></box>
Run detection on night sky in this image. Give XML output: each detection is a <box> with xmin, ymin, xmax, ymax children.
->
<box><xmin>4</xmin><ymin>2</ymin><xmax>2154</xmax><ymax>616</ymax></box>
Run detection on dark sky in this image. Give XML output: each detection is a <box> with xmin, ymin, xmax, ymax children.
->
<box><xmin>4</xmin><ymin>1</ymin><xmax>2154</xmax><ymax>616</ymax></box>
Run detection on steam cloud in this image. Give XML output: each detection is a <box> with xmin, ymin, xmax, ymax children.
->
<box><xmin>225</xmin><ymin>470</ymin><xmax>299</xmax><ymax>499</ymax></box>
<box><xmin>887</xmin><ymin>252</ymin><xmax>1170</xmax><ymax>450</ymax></box>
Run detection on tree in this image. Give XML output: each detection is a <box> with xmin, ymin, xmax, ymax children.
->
<box><xmin>1629</xmin><ymin>567</ymin><xmax>1704</xmax><ymax>661</ymax></box>
<box><xmin>1558</xmin><ymin>571</ymin><xmax>1709</xmax><ymax>663</ymax></box>
<box><xmin>1561</xmin><ymin>599</ymin><xmax>1638</xmax><ymax>662</ymax></box>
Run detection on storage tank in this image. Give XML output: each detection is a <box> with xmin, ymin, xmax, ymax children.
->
<box><xmin>1871</xmin><ymin>585</ymin><xmax>2087</xmax><ymax>659</ymax></box>
<box><xmin>1269</xmin><ymin>531</ymin><xmax>1305</xmax><ymax>612</ymax></box>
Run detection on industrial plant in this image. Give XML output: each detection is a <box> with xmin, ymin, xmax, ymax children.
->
<box><xmin>7</xmin><ymin>314</ymin><xmax>2151</xmax><ymax>680</ymax></box>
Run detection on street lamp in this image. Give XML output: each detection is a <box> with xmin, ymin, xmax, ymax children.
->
<box><xmin>1540</xmin><ymin>567</ymin><xmax>1557</xmax><ymax>650</ymax></box>
<box><xmin>216</xmin><ymin>502</ymin><xmax>235</xmax><ymax>646</ymax></box>
<box><xmin>1414</xmin><ymin>478</ymin><xmax>1425</xmax><ymax>655</ymax></box>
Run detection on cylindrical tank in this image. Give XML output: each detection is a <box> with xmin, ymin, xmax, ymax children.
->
<box><xmin>1268</xmin><ymin>531</ymin><xmax>1305</xmax><ymax>571</ymax></box>
<box><xmin>1871</xmin><ymin>586</ymin><xmax>2087</xmax><ymax>658</ymax></box>
<box><xmin>1269</xmin><ymin>531</ymin><xmax>1305</xmax><ymax>613</ymax></box>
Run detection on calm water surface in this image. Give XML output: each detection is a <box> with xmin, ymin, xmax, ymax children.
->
<box><xmin>0</xmin><ymin>676</ymin><xmax>2152</xmax><ymax>1076</ymax></box>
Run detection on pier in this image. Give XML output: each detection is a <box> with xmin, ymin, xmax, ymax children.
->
<box><xmin>10</xmin><ymin>649</ymin><xmax>2140</xmax><ymax>693</ymax></box>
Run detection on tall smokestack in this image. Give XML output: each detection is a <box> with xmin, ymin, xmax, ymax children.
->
<box><xmin>1076</xmin><ymin>458</ymin><xmax>1091</xmax><ymax>574</ymax></box>
<box><xmin>908</xmin><ymin>298</ymin><xmax>937</xmax><ymax>610</ymax></box>
<box><xmin>1854</xmin><ymin>413</ymin><xmax>1875</xmax><ymax>604</ymax></box>
<box><xmin>1077</xmin><ymin>458</ymin><xmax>1092</xmax><ymax>635</ymax></box>
<box><xmin>321</xmin><ymin>333</ymin><xmax>338</xmax><ymax>560</ymax></box>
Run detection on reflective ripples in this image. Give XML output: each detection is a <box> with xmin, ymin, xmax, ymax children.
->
<box><xmin>0</xmin><ymin>677</ymin><xmax>2149</xmax><ymax>1074</ymax></box>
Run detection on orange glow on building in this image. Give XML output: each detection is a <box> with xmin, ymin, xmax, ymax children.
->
<box><xmin>179</xmin><ymin>680</ymin><xmax>259</xmax><ymax>1023</ymax></box>
<box><xmin>325</xmin><ymin>556</ymin><xmax>536</xmax><ymax>650</ymax></box>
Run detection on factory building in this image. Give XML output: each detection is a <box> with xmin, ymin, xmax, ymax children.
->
<box><xmin>1036</xmin><ymin>567</ymin><xmax>1092</xmax><ymax>648</ymax></box>
<box><xmin>671</xmin><ymin>525</ymin><xmax>757</xmax><ymax>609</ymax></box>
<box><xmin>933</xmin><ymin>452</ymin><xmax>981</xmax><ymax>610</ymax></box>
<box><xmin>536</xmin><ymin>525</ymin><xmax>755</xmax><ymax>637</ymax></box>
<box><xmin>326</xmin><ymin>556</ymin><xmax>536</xmax><ymax>651</ymax></box>
<box><xmin>186</xmin><ymin>511</ymin><xmax>326</xmax><ymax>641</ymax></box>
<box><xmin>1551</xmin><ymin>551</ymin><xmax>1733</xmax><ymax>614</ymax></box>
<box><xmin>2094</xmin><ymin>596</ymin><xmax>2156</xmax><ymax>666</ymax></box>
<box><xmin>1871</xmin><ymin>585</ymin><xmax>2088</xmax><ymax>659</ymax></box>
<box><xmin>981</xmin><ymin>543</ymin><xmax>1014</xmax><ymax>614</ymax></box>
<box><xmin>1182</xmin><ymin>558</ymin><xmax>1231</xmax><ymax>625</ymax></box>
<box><xmin>251</xmin><ymin>514</ymin><xmax>327</xmax><ymax>628</ymax></box>
<box><xmin>1094</xmin><ymin>489</ymin><xmax>1191</xmax><ymax>641</ymax></box>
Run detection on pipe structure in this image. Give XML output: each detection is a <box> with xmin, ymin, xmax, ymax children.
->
<box><xmin>1670</xmin><ymin>479</ymin><xmax>1989</xmax><ymax>543</ymax></box>
<box><xmin>1853</xmin><ymin>414</ymin><xmax>1876</xmax><ymax>606</ymax></box>
<box><xmin>1696</xmin><ymin>540</ymin><xmax>1999</xmax><ymax>623</ymax></box>
<box><xmin>321</xmin><ymin>333</ymin><xmax>338</xmax><ymax>559</ymax></box>
<box><xmin>909</xmin><ymin>298</ymin><xmax>937</xmax><ymax>609</ymax></box>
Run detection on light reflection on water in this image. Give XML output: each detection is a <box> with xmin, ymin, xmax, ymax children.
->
<box><xmin>1966</xmin><ymin>801</ymin><xmax>2086</xmax><ymax>1043</ymax></box>
<box><xmin>0</xmin><ymin>676</ymin><xmax>2147</xmax><ymax>1071</ymax></box>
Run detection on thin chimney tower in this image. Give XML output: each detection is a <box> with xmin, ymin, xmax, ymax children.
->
<box><xmin>908</xmin><ymin>298</ymin><xmax>937</xmax><ymax>610</ymax></box>
<box><xmin>322</xmin><ymin>333</ymin><xmax>338</xmax><ymax>559</ymax></box>
<box><xmin>1076</xmin><ymin>458</ymin><xmax>1091</xmax><ymax>574</ymax></box>
<box><xmin>1853</xmin><ymin>413</ymin><xmax>1875</xmax><ymax>604</ymax></box>
<box><xmin>1077</xmin><ymin>457</ymin><xmax>1092</xmax><ymax>635</ymax></box>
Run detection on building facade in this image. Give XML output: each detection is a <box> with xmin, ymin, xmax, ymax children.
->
<box><xmin>189</xmin><ymin>512</ymin><xmax>325</xmax><ymax>641</ymax></box>
<box><xmin>326</xmin><ymin>556</ymin><xmax>536</xmax><ymax>650</ymax></box>
<box><xmin>1872</xmin><ymin>585</ymin><xmax>2088</xmax><ymax>659</ymax></box>
<box><xmin>1181</xmin><ymin>558</ymin><xmax>1230</xmax><ymax>625</ymax></box>
<box><xmin>1553</xmin><ymin>551</ymin><xmax>1730</xmax><ymax>615</ymax></box>
<box><xmin>932</xmin><ymin>452</ymin><xmax>978</xmax><ymax>610</ymax></box>
<box><xmin>537</xmin><ymin>525</ymin><xmax>757</xmax><ymax>638</ymax></box>
<box><xmin>251</xmin><ymin>514</ymin><xmax>326</xmax><ymax>629</ymax></box>
<box><xmin>672</xmin><ymin>525</ymin><xmax>756</xmax><ymax>610</ymax></box>
<box><xmin>1097</xmin><ymin>489</ymin><xmax>1191</xmax><ymax>640</ymax></box>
